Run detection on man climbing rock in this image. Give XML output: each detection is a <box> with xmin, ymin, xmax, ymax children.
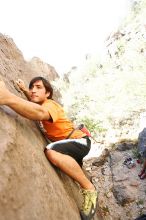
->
<box><xmin>0</xmin><ymin>77</ymin><xmax>98</xmax><ymax>220</ymax></box>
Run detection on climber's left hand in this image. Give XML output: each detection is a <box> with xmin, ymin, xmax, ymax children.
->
<box><xmin>0</xmin><ymin>81</ymin><xmax>12</xmax><ymax>105</ymax></box>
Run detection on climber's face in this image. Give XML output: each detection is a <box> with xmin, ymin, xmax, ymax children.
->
<box><xmin>29</xmin><ymin>80</ymin><xmax>50</xmax><ymax>104</ymax></box>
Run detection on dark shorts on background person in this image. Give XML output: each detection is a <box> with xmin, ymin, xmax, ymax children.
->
<box><xmin>45</xmin><ymin>136</ymin><xmax>91</xmax><ymax>166</ymax></box>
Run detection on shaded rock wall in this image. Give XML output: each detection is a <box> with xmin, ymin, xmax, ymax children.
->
<box><xmin>0</xmin><ymin>34</ymin><xmax>86</xmax><ymax>220</ymax></box>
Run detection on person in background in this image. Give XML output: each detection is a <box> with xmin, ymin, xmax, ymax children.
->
<box><xmin>138</xmin><ymin>159</ymin><xmax>146</xmax><ymax>179</ymax></box>
<box><xmin>0</xmin><ymin>77</ymin><xmax>98</xmax><ymax>220</ymax></box>
<box><xmin>137</xmin><ymin>127</ymin><xmax>146</xmax><ymax>179</ymax></box>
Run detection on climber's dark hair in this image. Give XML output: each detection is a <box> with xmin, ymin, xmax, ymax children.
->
<box><xmin>29</xmin><ymin>76</ymin><xmax>53</xmax><ymax>99</ymax></box>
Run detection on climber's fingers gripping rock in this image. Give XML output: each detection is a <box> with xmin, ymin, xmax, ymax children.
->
<box><xmin>16</xmin><ymin>79</ymin><xmax>27</xmax><ymax>92</ymax></box>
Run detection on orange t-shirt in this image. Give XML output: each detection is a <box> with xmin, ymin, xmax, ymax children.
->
<box><xmin>39</xmin><ymin>99</ymin><xmax>85</xmax><ymax>142</ymax></box>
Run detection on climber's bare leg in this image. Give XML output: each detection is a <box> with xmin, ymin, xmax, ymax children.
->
<box><xmin>45</xmin><ymin>149</ymin><xmax>95</xmax><ymax>190</ymax></box>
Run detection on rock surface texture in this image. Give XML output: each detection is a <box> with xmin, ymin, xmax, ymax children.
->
<box><xmin>84</xmin><ymin>143</ymin><xmax>146</xmax><ymax>220</ymax></box>
<box><xmin>0</xmin><ymin>34</ymin><xmax>100</xmax><ymax>220</ymax></box>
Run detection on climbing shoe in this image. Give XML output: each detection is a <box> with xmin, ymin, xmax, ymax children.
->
<box><xmin>123</xmin><ymin>157</ymin><xmax>136</xmax><ymax>169</ymax></box>
<box><xmin>80</xmin><ymin>189</ymin><xmax>98</xmax><ymax>220</ymax></box>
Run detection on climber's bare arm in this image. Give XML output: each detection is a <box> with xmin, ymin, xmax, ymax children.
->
<box><xmin>16</xmin><ymin>79</ymin><xmax>31</xmax><ymax>100</ymax></box>
<box><xmin>0</xmin><ymin>81</ymin><xmax>51</xmax><ymax>120</ymax></box>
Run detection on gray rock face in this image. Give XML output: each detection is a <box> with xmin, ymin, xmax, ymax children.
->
<box><xmin>113</xmin><ymin>184</ymin><xmax>135</xmax><ymax>206</ymax></box>
<box><xmin>0</xmin><ymin>34</ymin><xmax>101</xmax><ymax>220</ymax></box>
<box><xmin>84</xmin><ymin>142</ymin><xmax>146</xmax><ymax>220</ymax></box>
<box><xmin>0</xmin><ymin>108</ymin><xmax>81</xmax><ymax>220</ymax></box>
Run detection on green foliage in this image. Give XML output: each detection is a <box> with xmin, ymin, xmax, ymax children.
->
<box><xmin>136</xmin><ymin>199</ymin><xmax>144</xmax><ymax>205</ymax></box>
<box><xmin>132</xmin><ymin>147</ymin><xmax>141</xmax><ymax>159</ymax></box>
<box><xmin>78</xmin><ymin>117</ymin><xmax>107</xmax><ymax>136</ymax></box>
<box><xmin>55</xmin><ymin>0</ymin><xmax>146</xmax><ymax>139</ymax></box>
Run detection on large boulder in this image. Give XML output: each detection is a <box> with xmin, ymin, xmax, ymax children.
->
<box><xmin>0</xmin><ymin>34</ymin><xmax>100</xmax><ymax>220</ymax></box>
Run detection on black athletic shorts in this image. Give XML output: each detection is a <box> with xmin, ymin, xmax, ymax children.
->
<box><xmin>45</xmin><ymin>136</ymin><xmax>91</xmax><ymax>166</ymax></box>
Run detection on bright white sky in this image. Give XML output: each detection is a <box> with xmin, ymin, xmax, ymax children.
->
<box><xmin>0</xmin><ymin>0</ymin><xmax>131</xmax><ymax>74</ymax></box>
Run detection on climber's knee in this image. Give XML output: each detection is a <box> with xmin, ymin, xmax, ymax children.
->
<box><xmin>45</xmin><ymin>149</ymin><xmax>58</xmax><ymax>166</ymax></box>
